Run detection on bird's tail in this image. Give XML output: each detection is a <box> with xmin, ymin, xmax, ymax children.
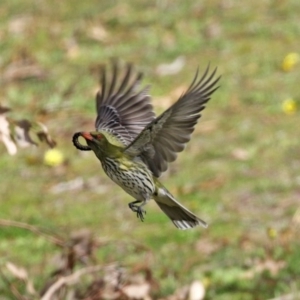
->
<box><xmin>153</xmin><ymin>185</ymin><xmax>208</xmax><ymax>230</ymax></box>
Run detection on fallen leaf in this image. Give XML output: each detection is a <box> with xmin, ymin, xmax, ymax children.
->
<box><xmin>195</xmin><ymin>238</ymin><xmax>221</xmax><ymax>255</ymax></box>
<box><xmin>231</xmin><ymin>148</ymin><xmax>251</xmax><ymax>161</ymax></box>
<box><xmin>188</xmin><ymin>280</ymin><xmax>205</xmax><ymax>300</ymax></box>
<box><xmin>64</xmin><ymin>37</ymin><xmax>81</xmax><ymax>60</ymax></box>
<box><xmin>242</xmin><ymin>258</ymin><xmax>286</xmax><ymax>278</ymax></box>
<box><xmin>0</xmin><ymin>109</ymin><xmax>17</xmax><ymax>155</ymax></box>
<box><xmin>6</xmin><ymin>261</ymin><xmax>28</xmax><ymax>280</ymax></box>
<box><xmin>12</xmin><ymin>119</ymin><xmax>56</xmax><ymax>148</ymax></box>
<box><xmin>8</xmin><ymin>15</ymin><xmax>32</xmax><ymax>35</ymax></box>
<box><xmin>204</xmin><ymin>21</ymin><xmax>222</xmax><ymax>39</ymax></box>
<box><xmin>0</xmin><ymin>105</ymin><xmax>56</xmax><ymax>154</ymax></box>
<box><xmin>2</xmin><ymin>61</ymin><xmax>47</xmax><ymax>82</ymax></box>
<box><xmin>87</xmin><ymin>25</ymin><xmax>108</xmax><ymax>42</ymax></box>
<box><xmin>121</xmin><ymin>282</ymin><xmax>151</xmax><ymax>299</ymax></box>
<box><xmin>13</xmin><ymin>119</ymin><xmax>38</xmax><ymax>148</ymax></box>
<box><xmin>159</xmin><ymin>285</ymin><xmax>189</xmax><ymax>300</ymax></box>
<box><xmin>0</xmin><ymin>106</ymin><xmax>11</xmax><ymax>114</ymax></box>
<box><xmin>156</xmin><ymin>56</ymin><xmax>186</xmax><ymax>76</ymax></box>
<box><xmin>34</xmin><ymin>121</ymin><xmax>57</xmax><ymax>148</ymax></box>
<box><xmin>50</xmin><ymin>177</ymin><xmax>84</xmax><ymax>194</ymax></box>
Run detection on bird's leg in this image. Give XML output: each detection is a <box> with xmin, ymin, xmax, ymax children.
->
<box><xmin>128</xmin><ymin>200</ymin><xmax>147</xmax><ymax>222</ymax></box>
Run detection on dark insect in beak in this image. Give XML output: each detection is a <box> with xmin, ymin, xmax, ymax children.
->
<box><xmin>72</xmin><ymin>132</ymin><xmax>91</xmax><ymax>151</ymax></box>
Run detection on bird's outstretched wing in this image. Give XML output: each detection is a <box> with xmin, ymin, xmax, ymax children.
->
<box><xmin>95</xmin><ymin>61</ymin><xmax>155</xmax><ymax>145</ymax></box>
<box><xmin>124</xmin><ymin>65</ymin><xmax>221</xmax><ymax>177</ymax></box>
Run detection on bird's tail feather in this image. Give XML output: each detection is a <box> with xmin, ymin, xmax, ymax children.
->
<box><xmin>154</xmin><ymin>188</ymin><xmax>207</xmax><ymax>230</ymax></box>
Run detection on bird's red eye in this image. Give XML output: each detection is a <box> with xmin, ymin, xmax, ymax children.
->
<box><xmin>97</xmin><ymin>134</ymin><xmax>102</xmax><ymax>139</ymax></box>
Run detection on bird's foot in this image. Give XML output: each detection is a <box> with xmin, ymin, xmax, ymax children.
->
<box><xmin>129</xmin><ymin>202</ymin><xmax>146</xmax><ymax>222</ymax></box>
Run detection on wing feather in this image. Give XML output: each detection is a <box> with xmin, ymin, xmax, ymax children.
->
<box><xmin>125</xmin><ymin>65</ymin><xmax>221</xmax><ymax>177</ymax></box>
<box><xmin>95</xmin><ymin>61</ymin><xmax>155</xmax><ymax>145</ymax></box>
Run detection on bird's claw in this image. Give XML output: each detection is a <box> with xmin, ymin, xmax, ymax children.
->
<box><xmin>136</xmin><ymin>207</ymin><xmax>146</xmax><ymax>222</ymax></box>
<box><xmin>129</xmin><ymin>202</ymin><xmax>146</xmax><ymax>222</ymax></box>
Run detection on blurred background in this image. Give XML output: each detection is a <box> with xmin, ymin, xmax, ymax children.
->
<box><xmin>0</xmin><ymin>0</ymin><xmax>300</xmax><ymax>299</ymax></box>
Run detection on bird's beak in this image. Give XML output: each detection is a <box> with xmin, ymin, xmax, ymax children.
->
<box><xmin>81</xmin><ymin>132</ymin><xmax>93</xmax><ymax>141</ymax></box>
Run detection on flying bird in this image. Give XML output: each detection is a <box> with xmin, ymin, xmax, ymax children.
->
<box><xmin>73</xmin><ymin>61</ymin><xmax>220</xmax><ymax>229</ymax></box>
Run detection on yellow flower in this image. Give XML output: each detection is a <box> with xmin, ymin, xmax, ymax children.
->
<box><xmin>267</xmin><ymin>227</ymin><xmax>277</xmax><ymax>239</ymax></box>
<box><xmin>282</xmin><ymin>52</ymin><xmax>299</xmax><ymax>71</ymax></box>
<box><xmin>44</xmin><ymin>149</ymin><xmax>64</xmax><ymax>167</ymax></box>
<box><xmin>282</xmin><ymin>98</ymin><xmax>297</xmax><ymax>115</ymax></box>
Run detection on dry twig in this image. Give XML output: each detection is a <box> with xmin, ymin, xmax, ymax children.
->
<box><xmin>41</xmin><ymin>264</ymin><xmax>117</xmax><ymax>300</ymax></box>
<box><xmin>0</xmin><ymin>219</ymin><xmax>64</xmax><ymax>247</ymax></box>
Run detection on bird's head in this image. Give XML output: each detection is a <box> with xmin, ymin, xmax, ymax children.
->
<box><xmin>72</xmin><ymin>131</ymin><xmax>109</xmax><ymax>154</ymax></box>
<box><xmin>81</xmin><ymin>131</ymin><xmax>107</xmax><ymax>150</ymax></box>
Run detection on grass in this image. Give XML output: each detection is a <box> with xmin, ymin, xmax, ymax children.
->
<box><xmin>1</xmin><ymin>0</ymin><xmax>300</xmax><ymax>299</ymax></box>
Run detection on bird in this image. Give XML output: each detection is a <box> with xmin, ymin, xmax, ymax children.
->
<box><xmin>72</xmin><ymin>60</ymin><xmax>220</xmax><ymax>229</ymax></box>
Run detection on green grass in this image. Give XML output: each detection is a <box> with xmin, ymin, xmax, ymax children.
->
<box><xmin>1</xmin><ymin>0</ymin><xmax>300</xmax><ymax>298</ymax></box>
